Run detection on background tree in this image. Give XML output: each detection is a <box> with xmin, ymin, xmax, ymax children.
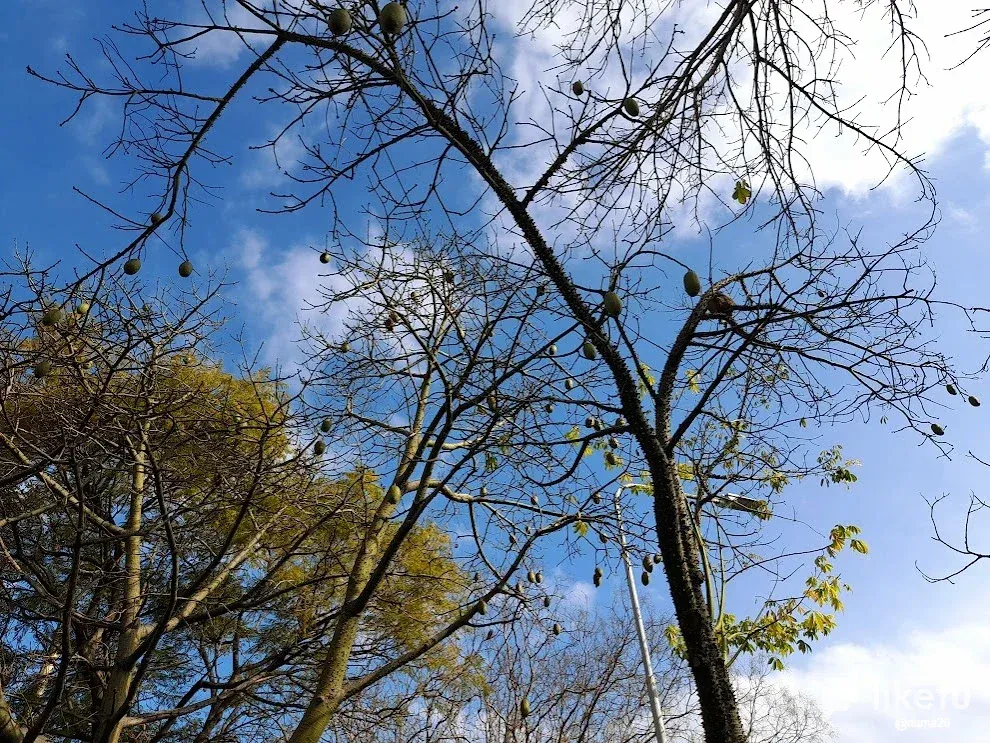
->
<box><xmin>0</xmin><ymin>256</ymin><xmax>486</xmax><ymax>743</ymax></box>
<box><xmin>27</xmin><ymin>1</ymin><xmax>987</xmax><ymax>740</ymax></box>
<box><xmin>316</xmin><ymin>599</ymin><xmax>833</xmax><ymax>743</ymax></box>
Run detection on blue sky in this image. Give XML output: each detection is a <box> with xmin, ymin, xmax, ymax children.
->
<box><xmin>4</xmin><ymin>1</ymin><xmax>990</xmax><ymax>740</ymax></box>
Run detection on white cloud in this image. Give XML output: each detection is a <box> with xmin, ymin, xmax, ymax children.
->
<box><xmin>560</xmin><ymin>579</ymin><xmax>596</xmax><ymax>609</ymax></box>
<box><xmin>483</xmin><ymin>0</ymin><xmax>990</xmax><ymax>234</ymax></box>
<box><xmin>780</xmin><ymin>621</ymin><xmax>990</xmax><ymax>741</ymax></box>
<box><xmin>228</xmin><ymin>227</ymin><xmax>350</xmax><ymax>368</ymax></box>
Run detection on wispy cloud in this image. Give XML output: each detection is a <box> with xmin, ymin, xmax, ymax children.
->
<box><xmin>780</xmin><ymin>620</ymin><xmax>990</xmax><ymax>741</ymax></box>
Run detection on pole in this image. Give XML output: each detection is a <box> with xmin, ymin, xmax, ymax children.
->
<box><xmin>614</xmin><ymin>485</ymin><xmax>669</xmax><ymax>743</ymax></box>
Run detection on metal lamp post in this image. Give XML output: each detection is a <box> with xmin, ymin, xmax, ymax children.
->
<box><xmin>613</xmin><ymin>483</ymin><xmax>669</xmax><ymax>743</ymax></box>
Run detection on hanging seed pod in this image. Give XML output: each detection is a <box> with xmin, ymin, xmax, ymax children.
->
<box><xmin>969</xmin><ymin>395</ymin><xmax>981</xmax><ymax>407</ymax></box>
<box><xmin>593</xmin><ymin>573</ymin><xmax>602</xmax><ymax>587</ymax></box>
<box><xmin>386</xmin><ymin>485</ymin><xmax>402</xmax><ymax>504</ymax></box>
<box><xmin>604</xmin><ymin>451</ymin><xmax>618</xmax><ymax>466</ymax></box>
<box><xmin>150</xmin><ymin>212</ymin><xmax>165</xmax><ymax>225</ymax></box>
<box><xmin>565</xmin><ymin>378</ymin><xmax>577</xmax><ymax>391</ymax></box>
<box><xmin>599</xmin><ymin>531</ymin><xmax>609</xmax><ymax>544</ymax></box>
<box><xmin>641</xmin><ymin>571</ymin><xmax>650</xmax><ymax>586</ymax></box>
<box><xmin>520</xmin><ymin>699</ymin><xmax>531</xmax><ymax>718</ymax></box>
<box><xmin>530</xmin><ymin>494</ymin><xmax>540</xmax><ymax>506</ymax></box>
<box><xmin>946</xmin><ymin>384</ymin><xmax>958</xmax><ymax>395</ymax></box>
<box><xmin>178</xmin><ymin>260</ymin><xmax>193</xmax><ymax>278</ymax></box>
<box><xmin>76</xmin><ymin>301</ymin><xmax>91</xmax><ymax>316</ymax></box>
<box><xmin>653</xmin><ymin>553</ymin><xmax>662</xmax><ymax>565</ymax></box>
<box><xmin>509</xmin><ymin>534</ymin><xmax>518</xmax><ymax>545</ymax></box>
<box><xmin>314</xmin><ymin>439</ymin><xmax>326</xmax><ymax>456</ymax></box>
<box><xmin>320</xmin><ymin>419</ymin><xmax>332</xmax><ymax>433</ymax></box>
<box><xmin>547</xmin><ymin>344</ymin><xmax>557</xmax><ymax>356</ymax></box>
<box><xmin>478</xmin><ymin>600</ymin><xmax>488</xmax><ymax>616</ymax></box>
<box><xmin>572</xmin><ymin>80</ymin><xmax>584</xmax><ymax>96</ymax></box>
<box><xmin>543</xmin><ymin>596</ymin><xmax>551</xmax><ymax>608</ymax></box>
<box><xmin>328</xmin><ymin>7</ymin><xmax>352</xmax><ymax>35</ymax></box>
<box><xmin>123</xmin><ymin>258</ymin><xmax>142</xmax><ymax>276</ymax></box>
<box><xmin>603</xmin><ymin>291</ymin><xmax>622</xmax><ymax>318</ymax></box>
<box><xmin>585</xmin><ymin>416</ymin><xmax>595</xmax><ymax>429</ymax></box>
<box><xmin>623</xmin><ymin>98</ymin><xmax>640</xmax><ymax>117</ymax></box>
<box><xmin>33</xmin><ymin>360</ymin><xmax>52</xmax><ymax>378</ymax></box>
<box><xmin>931</xmin><ymin>423</ymin><xmax>945</xmax><ymax>436</ymax></box>
<box><xmin>683</xmin><ymin>270</ymin><xmax>701</xmax><ymax>297</ymax></box>
<box><xmin>552</xmin><ymin>623</ymin><xmax>562</xmax><ymax>635</ymax></box>
<box><xmin>592</xmin><ymin>492</ymin><xmax>602</xmax><ymax>504</ymax></box>
<box><xmin>527</xmin><ymin>570</ymin><xmax>537</xmax><ymax>583</ymax></box>
<box><xmin>535</xmin><ymin>572</ymin><xmax>543</xmax><ymax>584</ymax></box>
<box><xmin>616</xmin><ymin>416</ymin><xmax>626</xmax><ymax>427</ymax></box>
<box><xmin>582</xmin><ymin>340</ymin><xmax>597</xmax><ymax>360</ymax></box>
<box><xmin>340</xmin><ymin>340</ymin><xmax>351</xmax><ymax>352</ymax></box>
<box><xmin>41</xmin><ymin>308</ymin><xmax>62</xmax><ymax>327</ymax></box>
<box><xmin>608</xmin><ymin>437</ymin><xmax>619</xmax><ymax>449</ymax></box>
<box><xmin>379</xmin><ymin>2</ymin><xmax>408</xmax><ymax>34</ymax></box>
<box><xmin>485</xmin><ymin>629</ymin><xmax>494</xmax><ymax>640</ymax></box>
<box><xmin>320</xmin><ymin>251</ymin><xmax>331</xmax><ymax>264</ymax></box>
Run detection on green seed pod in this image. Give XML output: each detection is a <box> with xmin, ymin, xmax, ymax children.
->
<box><xmin>313</xmin><ymin>439</ymin><xmax>326</xmax><ymax>456</ymax></box>
<box><xmin>623</xmin><ymin>98</ymin><xmax>640</xmax><ymax>117</ymax></box>
<box><xmin>653</xmin><ymin>553</ymin><xmax>662</xmax><ymax>565</ymax></box>
<box><xmin>41</xmin><ymin>308</ymin><xmax>62</xmax><ymax>327</ymax></box>
<box><xmin>530</xmin><ymin>494</ymin><xmax>539</xmax><ymax>506</ymax></box>
<box><xmin>386</xmin><ymin>485</ymin><xmax>402</xmax><ymax>504</ymax></box>
<box><xmin>969</xmin><ymin>395</ymin><xmax>981</xmax><ymax>407</ymax></box>
<box><xmin>340</xmin><ymin>340</ymin><xmax>351</xmax><ymax>352</ymax></box>
<box><xmin>582</xmin><ymin>340</ymin><xmax>597</xmax><ymax>360</ymax></box>
<box><xmin>320</xmin><ymin>419</ymin><xmax>332</xmax><ymax>433</ymax></box>
<box><xmin>553</xmin><ymin>623</ymin><xmax>562</xmax><ymax>635</ymax></box>
<box><xmin>946</xmin><ymin>384</ymin><xmax>958</xmax><ymax>395</ymax></box>
<box><xmin>527</xmin><ymin>570</ymin><xmax>536</xmax><ymax>583</ymax></box>
<box><xmin>478</xmin><ymin>600</ymin><xmax>487</xmax><ymax>615</ymax></box>
<box><xmin>683</xmin><ymin>270</ymin><xmax>702</xmax><ymax>297</ymax></box>
<box><xmin>641</xmin><ymin>571</ymin><xmax>650</xmax><ymax>586</ymax></box>
<box><xmin>585</xmin><ymin>416</ymin><xmax>595</xmax><ymax>429</ymax></box>
<box><xmin>544</xmin><ymin>403</ymin><xmax>554</xmax><ymax>414</ymax></box>
<box><xmin>76</xmin><ymin>301</ymin><xmax>91</xmax><ymax>315</ymax></box>
<box><xmin>547</xmin><ymin>344</ymin><xmax>557</xmax><ymax>356</ymax></box>
<box><xmin>931</xmin><ymin>423</ymin><xmax>945</xmax><ymax>436</ymax></box>
<box><xmin>565</xmin><ymin>378</ymin><xmax>577</xmax><ymax>391</ymax></box>
<box><xmin>594</xmin><ymin>566</ymin><xmax>603</xmax><ymax>577</ymax></box>
<box><xmin>379</xmin><ymin>2</ymin><xmax>408</xmax><ymax>34</ymax></box>
<box><xmin>320</xmin><ymin>251</ymin><xmax>331</xmax><ymax>264</ymax></box>
<box><xmin>33</xmin><ymin>360</ymin><xmax>52</xmax><ymax>378</ymax></box>
<box><xmin>543</xmin><ymin>596</ymin><xmax>551</xmax><ymax>608</ymax></box>
<box><xmin>592</xmin><ymin>492</ymin><xmax>602</xmax><ymax>504</ymax></box>
<box><xmin>603</xmin><ymin>291</ymin><xmax>622</xmax><ymax>318</ymax></box>
<box><xmin>178</xmin><ymin>260</ymin><xmax>193</xmax><ymax>278</ymax></box>
<box><xmin>520</xmin><ymin>699</ymin><xmax>531</xmax><ymax>718</ymax></box>
<box><xmin>123</xmin><ymin>258</ymin><xmax>142</xmax><ymax>276</ymax></box>
<box><xmin>536</xmin><ymin>572</ymin><xmax>543</xmax><ymax>584</ymax></box>
<box><xmin>328</xmin><ymin>7</ymin><xmax>352</xmax><ymax>35</ymax></box>
<box><xmin>572</xmin><ymin>80</ymin><xmax>584</xmax><ymax>96</ymax></box>
<box><xmin>150</xmin><ymin>212</ymin><xmax>165</xmax><ymax>225</ymax></box>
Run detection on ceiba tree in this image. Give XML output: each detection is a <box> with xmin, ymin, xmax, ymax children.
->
<box><xmin>29</xmin><ymin>1</ymin><xmax>988</xmax><ymax>740</ymax></box>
